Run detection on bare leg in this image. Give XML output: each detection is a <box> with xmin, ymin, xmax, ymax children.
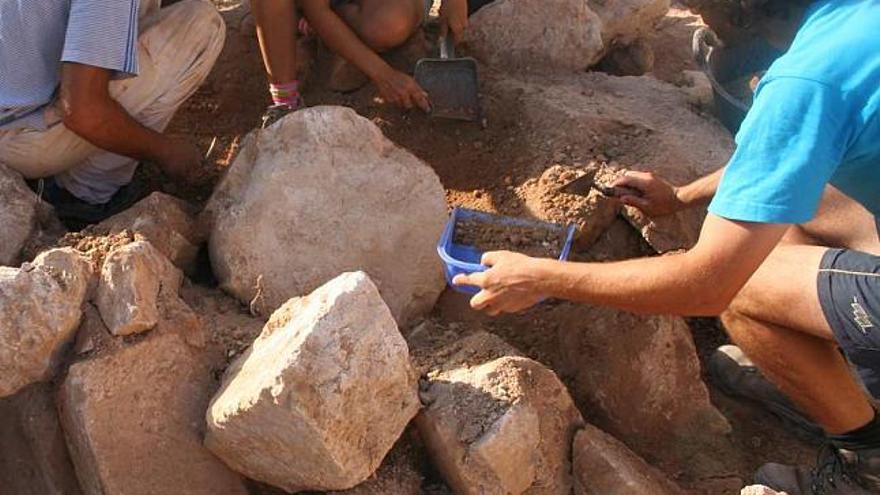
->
<box><xmin>336</xmin><ymin>0</ymin><xmax>424</xmax><ymax>51</ymax></box>
<box><xmin>252</xmin><ymin>0</ymin><xmax>299</xmax><ymax>84</ymax></box>
<box><xmin>722</xmin><ymin>188</ymin><xmax>880</xmax><ymax>434</ymax></box>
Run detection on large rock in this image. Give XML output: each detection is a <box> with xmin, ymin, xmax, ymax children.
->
<box><xmin>205</xmin><ymin>106</ymin><xmax>447</xmax><ymax>324</ymax></box>
<box><xmin>416</xmin><ymin>333</ymin><xmax>584</xmax><ymax>495</ymax></box>
<box><xmin>0</xmin><ymin>248</ymin><xmax>92</xmax><ymax>397</ymax></box>
<box><xmin>555</xmin><ymin>304</ymin><xmax>731</xmax><ymax>474</ymax></box>
<box><xmin>0</xmin><ymin>383</ymin><xmax>82</xmax><ymax>495</ymax></box>
<box><xmin>59</xmin><ymin>329</ymin><xmax>248</xmax><ymax>495</ymax></box>
<box><xmin>492</xmin><ymin>73</ymin><xmax>733</xmax><ymax>252</ymax></box>
<box><xmin>589</xmin><ymin>0</ymin><xmax>670</xmax><ymax>45</ymax></box>
<box><xmin>573</xmin><ymin>426</ymin><xmax>685</xmax><ymax>495</ymax></box>
<box><xmin>0</xmin><ymin>162</ymin><xmax>42</xmax><ymax>266</ymax></box>
<box><xmin>205</xmin><ymin>271</ymin><xmax>420</xmax><ymax>492</ymax></box>
<box><xmin>467</xmin><ymin>0</ymin><xmax>605</xmax><ymax>73</ymax></box>
<box><xmin>95</xmin><ymin>192</ymin><xmax>203</xmax><ymax>271</ymax></box>
<box><xmin>96</xmin><ymin>240</ymin><xmax>183</xmax><ymax>336</ymax></box>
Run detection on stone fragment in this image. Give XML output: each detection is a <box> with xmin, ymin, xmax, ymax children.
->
<box><xmin>205</xmin><ymin>106</ymin><xmax>447</xmax><ymax>324</ymax></box>
<box><xmin>205</xmin><ymin>271</ymin><xmax>420</xmax><ymax>492</ymax></box>
<box><xmin>467</xmin><ymin>0</ymin><xmax>605</xmax><ymax>73</ymax></box>
<box><xmin>493</xmin><ymin>73</ymin><xmax>733</xmax><ymax>252</ymax></box>
<box><xmin>599</xmin><ymin>38</ymin><xmax>655</xmax><ymax>76</ymax></box>
<box><xmin>0</xmin><ymin>383</ymin><xmax>82</xmax><ymax>495</ymax></box>
<box><xmin>95</xmin><ymin>240</ymin><xmax>183</xmax><ymax>336</ymax></box>
<box><xmin>681</xmin><ymin>69</ymin><xmax>715</xmax><ymax>108</ymax></box>
<box><xmin>0</xmin><ymin>162</ymin><xmax>41</xmax><ymax>266</ymax></box>
<box><xmin>573</xmin><ymin>425</ymin><xmax>685</xmax><ymax>495</ymax></box>
<box><xmin>0</xmin><ymin>248</ymin><xmax>92</xmax><ymax>397</ymax></box>
<box><xmin>95</xmin><ymin>192</ymin><xmax>203</xmax><ymax>271</ymax></box>
<box><xmin>589</xmin><ymin>0</ymin><xmax>670</xmax><ymax>45</ymax></box>
<box><xmin>554</xmin><ymin>304</ymin><xmax>731</xmax><ymax>474</ymax></box>
<box><xmin>416</xmin><ymin>333</ymin><xmax>584</xmax><ymax>495</ymax></box>
<box><xmin>59</xmin><ymin>331</ymin><xmax>248</xmax><ymax>495</ymax></box>
<box><xmin>741</xmin><ymin>486</ymin><xmax>787</xmax><ymax>495</ymax></box>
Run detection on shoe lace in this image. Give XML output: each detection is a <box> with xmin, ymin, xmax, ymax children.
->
<box><xmin>810</xmin><ymin>444</ymin><xmax>865</xmax><ymax>494</ymax></box>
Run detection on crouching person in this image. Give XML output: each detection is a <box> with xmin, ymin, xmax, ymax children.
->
<box><xmin>0</xmin><ymin>0</ymin><xmax>225</xmax><ymax>224</ymax></box>
<box><xmin>250</xmin><ymin>0</ymin><xmax>495</xmax><ymax>126</ymax></box>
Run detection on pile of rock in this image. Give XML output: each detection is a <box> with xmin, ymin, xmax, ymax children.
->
<box><xmin>0</xmin><ymin>97</ymin><xmax>735</xmax><ymax>494</ymax></box>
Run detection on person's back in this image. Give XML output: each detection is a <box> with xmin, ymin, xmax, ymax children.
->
<box><xmin>756</xmin><ymin>0</ymin><xmax>880</xmax><ymax>215</ymax></box>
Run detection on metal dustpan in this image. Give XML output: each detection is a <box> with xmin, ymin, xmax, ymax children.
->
<box><xmin>414</xmin><ymin>35</ymin><xmax>480</xmax><ymax>121</ymax></box>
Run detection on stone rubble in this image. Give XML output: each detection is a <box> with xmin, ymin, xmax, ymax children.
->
<box><xmin>95</xmin><ymin>240</ymin><xmax>183</xmax><ymax>336</ymax></box>
<box><xmin>95</xmin><ymin>192</ymin><xmax>204</xmax><ymax>272</ymax></box>
<box><xmin>0</xmin><ymin>248</ymin><xmax>93</xmax><ymax>398</ymax></box>
<box><xmin>416</xmin><ymin>333</ymin><xmax>585</xmax><ymax>495</ymax></box>
<box><xmin>205</xmin><ymin>271</ymin><xmax>420</xmax><ymax>492</ymax></box>
<box><xmin>0</xmin><ymin>163</ymin><xmax>42</xmax><ymax>266</ymax></box>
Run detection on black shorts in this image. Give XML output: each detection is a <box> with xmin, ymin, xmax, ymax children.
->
<box><xmin>818</xmin><ymin>248</ymin><xmax>880</xmax><ymax>397</ymax></box>
<box><xmin>330</xmin><ymin>0</ymin><xmax>494</xmax><ymax>16</ymax></box>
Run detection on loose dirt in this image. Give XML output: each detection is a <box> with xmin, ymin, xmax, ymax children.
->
<box><xmin>453</xmin><ymin>216</ymin><xmax>565</xmax><ymax>258</ymax></box>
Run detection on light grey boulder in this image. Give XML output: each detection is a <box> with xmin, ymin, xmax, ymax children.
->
<box><xmin>205</xmin><ymin>106</ymin><xmax>447</xmax><ymax>324</ymax></box>
<box><xmin>205</xmin><ymin>271</ymin><xmax>420</xmax><ymax>492</ymax></box>
<box><xmin>0</xmin><ymin>163</ymin><xmax>42</xmax><ymax>266</ymax></box>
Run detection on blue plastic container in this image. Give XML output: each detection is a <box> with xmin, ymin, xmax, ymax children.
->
<box><xmin>437</xmin><ymin>207</ymin><xmax>577</xmax><ymax>295</ymax></box>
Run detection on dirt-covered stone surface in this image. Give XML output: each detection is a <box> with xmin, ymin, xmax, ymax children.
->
<box><xmin>0</xmin><ymin>1</ymin><xmax>821</xmax><ymax>494</ymax></box>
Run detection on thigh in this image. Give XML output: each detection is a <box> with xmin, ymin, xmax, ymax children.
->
<box><xmin>730</xmin><ymin>244</ymin><xmax>834</xmax><ymax>340</ymax></box>
<box><xmin>0</xmin><ymin>124</ymin><xmax>97</xmax><ymax>179</ymax></box>
<box><xmin>789</xmin><ymin>186</ymin><xmax>880</xmax><ymax>255</ymax></box>
<box><xmin>358</xmin><ymin>0</ymin><xmax>423</xmax><ymax>30</ymax></box>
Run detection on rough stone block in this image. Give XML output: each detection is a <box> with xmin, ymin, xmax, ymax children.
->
<box><xmin>205</xmin><ymin>271</ymin><xmax>420</xmax><ymax>492</ymax></box>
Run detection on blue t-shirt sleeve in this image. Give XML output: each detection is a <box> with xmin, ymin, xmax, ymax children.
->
<box><xmin>62</xmin><ymin>0</ymin><xmax>140</xmax><ymax>77</ymax></box>
<box><xmin>708</xmin><ymin>77</ymin><xmax>854</xmax><ymax>224</ymax></box>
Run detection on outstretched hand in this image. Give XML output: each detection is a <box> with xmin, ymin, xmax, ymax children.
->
<box><xmin>612</xmin><ymin>171</ymin><xmax>685</xmax><ymax>217</ymax></box>
<box><xmin>374</xmin><ymin>67</ymin><xmax>431</xmax><ymax>112</ymax></box>
<box><xmin>452</xmin><ymin>251</ymin><xmax>550</xmax><ymax>316</ymax></box>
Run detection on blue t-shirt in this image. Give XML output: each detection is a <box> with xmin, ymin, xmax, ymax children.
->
<box><xmin>709</xmin><ymin>0</ymin><xmax>880</xmax><ymax>223</ymax></box>
<box><xmin>0</xmin><ymin>0</ymin><xmax>140</xmax><ymax>130</ymax></box>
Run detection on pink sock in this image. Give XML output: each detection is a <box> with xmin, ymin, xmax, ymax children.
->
<box><xmin>269</xmin><ymin>81</ymin><xmax>301</xmax><ymax>109</ymax></box>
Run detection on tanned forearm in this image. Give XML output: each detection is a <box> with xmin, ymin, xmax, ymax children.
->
<box><xmin>299</xmin><ymin>0</ymin><xmax>390</xmax><ymax>80</ymax></box>
<box><xmin>676</xmin><ymin>167</ymin><xmax>725</xmax><ymax>208</ymax></box>
<box><xmin>59</xmin><ymin>63</ymin><xmax>172</xmax><ymax>164</ymax></box>
<box><xmin>535</xmin><ymin>214</ymin><xmax>787</xmax><ymax>316</ymax></box>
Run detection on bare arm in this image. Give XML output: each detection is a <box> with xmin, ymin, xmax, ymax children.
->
<box><xmin>454</xmin><ymin>214</ymin><xmax>789</xmax><ymax>317</ymax></box>
<box><xmin>58</xmin><ymin>63</ymin><xmax>201</xmax><ymax>182</ymax></box>
<box><xmin>299</xmin><ymin>0</ymin><xmax>429</xmax><ymax>110</ymax></box>
<box><xmin>612</xmin><ymin>166</ymin><xmax>726</xmax><ymax>217</ymax></box>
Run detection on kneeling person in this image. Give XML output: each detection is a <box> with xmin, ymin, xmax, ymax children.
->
<box><xmin>0</xmin><ymin>0</ymin><xmax>225</xmax><ymax>223</ymax></box>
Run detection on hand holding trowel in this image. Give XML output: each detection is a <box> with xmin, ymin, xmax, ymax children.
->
<box><xmin>557</xmin><ymin>168</ymin><xmax>644</xmax><ymax>199</ymax></box>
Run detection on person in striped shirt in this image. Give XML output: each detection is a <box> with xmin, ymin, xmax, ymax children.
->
<box><xmin>0</xmin><ymin>0</ymin><xmax>225</xmax><ymax>223</ymax></box>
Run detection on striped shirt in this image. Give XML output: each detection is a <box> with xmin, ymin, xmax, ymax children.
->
<box><xmin>0</xmin><ymin>0</ymin><xmax>140</xmax><ymax>130</ymax></box>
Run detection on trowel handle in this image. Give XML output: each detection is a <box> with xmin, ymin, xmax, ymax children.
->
<box><xmin>440</xmin><ymin>34</ymin><xmax>456</xmax><ymax>60</ymax></box>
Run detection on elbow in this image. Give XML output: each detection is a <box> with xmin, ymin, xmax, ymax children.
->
<box><xmin>59</xmin><ymin>94</ymin><xmax>103</xmax><ymax>137</ymax></box>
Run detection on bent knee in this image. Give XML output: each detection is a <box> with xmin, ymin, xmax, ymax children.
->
<box><xmin>359</xmin><ymin>10</ymin><xmax>418</xmax><ymax>50</ymax></box>
<box><xmin>163</xmin><ymin>0</ymin><xmax>227</xmax><ymax>48</ymax></box>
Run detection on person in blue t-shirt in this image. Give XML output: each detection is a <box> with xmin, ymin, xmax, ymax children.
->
<box><xmin>456</xmin><ymin>0</ymin><xmax>880</xmax><ymax>492</ymax></box>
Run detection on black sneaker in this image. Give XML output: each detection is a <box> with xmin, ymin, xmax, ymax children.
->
<box><xmin>710</xmin><ymin>345</ymin><xmax>825</xmax><ymax>441</ymax></box>
<box><xmin>261</xmin><ymin>101</ymin><xmax>303</xmax><ymax>129</ymax></box>
<box><xmin>40</xmin><ymin>178</ymin><xmax>149</xmax><ymax>229</ymax></box>
<box><xmin>756</xmin><ymin>444</ymin><xmax>880</xmax><ymax>494</ymax></box>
